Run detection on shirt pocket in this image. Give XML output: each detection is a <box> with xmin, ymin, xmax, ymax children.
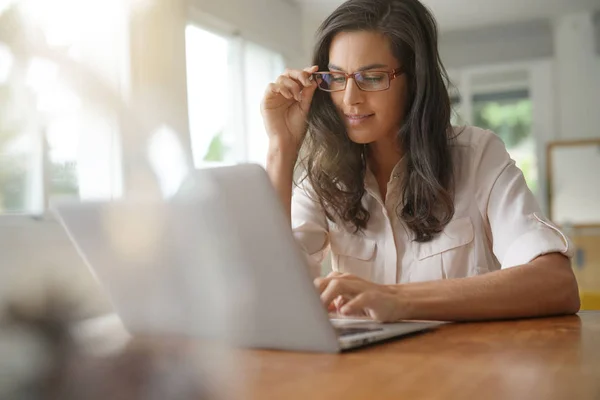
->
<box><xmin>329</xmin><ymin>231</ymin><xmax>377</xmax><ymax>280</ymax></box>
<box><xmin>410</xmin><ymin>216</ymin><xmax>475</xmax><ymax>282</ymax></box>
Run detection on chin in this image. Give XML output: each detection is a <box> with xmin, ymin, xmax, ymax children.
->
<box><xmin>346</xmin><ymin>131</ymin><xmax>376</xmax><ymax>145</ymax></box>
<box><xmin>347</xmin><ymin>137</ymin><xmax>372</xmax><ymax>145</ymax></box>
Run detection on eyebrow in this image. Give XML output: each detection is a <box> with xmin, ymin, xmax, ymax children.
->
<box><xmin>327</xmin><ymin>63</ymin><xmax>388</xmax><ymax>72</ymax></box>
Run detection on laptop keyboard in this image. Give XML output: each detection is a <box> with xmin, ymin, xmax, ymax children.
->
<box><xmin>334</xmin><ymin>326</ymin><xmax>384</xmax><ymax>337</ymax></box>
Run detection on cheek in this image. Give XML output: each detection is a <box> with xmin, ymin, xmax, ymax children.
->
<box><xmin>373</xmin><ymin>94</ymin><xmax>399</xmax><ymax>118</ymax></box>
<box><xmin>376</xmin><ymin>89</ymin><xmax>406</xmax><ymax>125</ymax></box>
<box><xmin>331</xmin><ymin>93</ymin><xmax>344</xmax><ymax>110</ymax></box>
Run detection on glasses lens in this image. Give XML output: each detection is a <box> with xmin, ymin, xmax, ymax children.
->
<box><xmin>315</xmin><ymin>73</ymin><xmax>346</xmax><ymax>91</ymax></box>
<box><xmin>355</xmin><ymin>72</ymin><xmax>389</xmax><ymax>91</ymax></box>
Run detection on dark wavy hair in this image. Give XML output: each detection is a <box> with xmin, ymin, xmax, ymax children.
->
<box><xmin>299</xmin><ymin>0</ymin><xmax>454</xmax><ymax>242</ymax></box>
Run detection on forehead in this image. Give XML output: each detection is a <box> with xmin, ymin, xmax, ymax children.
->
<box><xmin>328</xmin><ymin>30</ymin><xmax>397</xmax><ymax>71</ymax></box>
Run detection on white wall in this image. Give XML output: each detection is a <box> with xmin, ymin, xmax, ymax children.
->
<box><xmin>189</xmin><ymin>0</ymin><xmax>305</xmax><ymax>67</ymax></box>
<box><xmin>301</xmin><ymin>13</ymin><xmax>557</xmax><ymax>70</ymax></box>
<box><xmin>551</xmin><ymin>144</ymin><xmax>600</xmax><ymax>225</ymax></box>
<box><xmin>554</xmin><ymin>12</ymin><xmax>600</xmax><ymax>140</ymax></box>
<box><xmin>302</xmin><ymin>14</ymin><xmax>324</xmax><ymax>66</ymax></box>
<box><xmin>439</xmin><ymin>20</ymin><xmax>554</xmax><ymax>69</ymax></box>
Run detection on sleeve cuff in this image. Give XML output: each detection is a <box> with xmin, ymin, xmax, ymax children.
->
<box><xmin>501</xmin><ymin>214</ymin><xmax>573</xmax><ymax>269</ymax></box>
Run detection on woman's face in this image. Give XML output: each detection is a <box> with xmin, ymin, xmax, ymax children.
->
<box><xmin>327</xmin><ymin>30</ymin><xmax>407</xmax><ymax>145</ymax></box>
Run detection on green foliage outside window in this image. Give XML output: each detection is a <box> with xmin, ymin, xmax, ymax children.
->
<box><xmin>203</xmin><ymin>131</ymin><xmax>229</xmax><ymax>162</ymax></box>
<box><xmin>473</xmin><ymin>98</ymin><xmax>537</xmax><ymax>194</ymax></box>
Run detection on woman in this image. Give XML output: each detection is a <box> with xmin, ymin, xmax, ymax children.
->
<box><xmin>261</xmin><ymin>0</ymin><xmax>579</xmax><ymax>322</ymax></box>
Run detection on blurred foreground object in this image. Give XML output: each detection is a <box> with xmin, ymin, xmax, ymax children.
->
<box><xmin>0</xmin><ymin>294</ymin><xmax>221</xmax><ymax>400</ymax></box>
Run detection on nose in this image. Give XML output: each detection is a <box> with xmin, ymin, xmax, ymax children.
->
<box><xmin>343</xmin><ymin>76</ymin><xmax>364</xmax><ymax>106</ymax></box>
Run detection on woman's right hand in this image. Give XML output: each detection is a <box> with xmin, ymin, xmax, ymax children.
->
<box><xmin>261</xmin><ymin>65</ymin><xmax>319</xmax><ymax>155</ymax></box>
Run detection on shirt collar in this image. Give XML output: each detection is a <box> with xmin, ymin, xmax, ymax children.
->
<box><xmin>364</xmin><ymin>156</ymin><xmax>407</xmax><ymax>190</ymax></box>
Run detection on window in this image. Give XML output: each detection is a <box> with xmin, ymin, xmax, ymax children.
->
<box><xmin>472</xmin><ymin>91</ymin><xmax>537</xmax><ymax>193</ymax></box>
<box><xmin>185</xmin><ymin>25</ymin><xmax>234</xmax><ymax>166</ymax></box>
<box><xmin>0</xmin><ymin>1</ymin><xmax>127</xmax><ymax>214</ymax></box>
<box><xmin>185</xmin><ymin>24</ymin><xmax>285</xmax><ymax>168</ymax></box>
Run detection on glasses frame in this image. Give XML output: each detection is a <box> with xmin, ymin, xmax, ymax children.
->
<box><xmin>311</xmin><ymin>67</ymin><xmax>405</xmax><ymax>92</ymax></box>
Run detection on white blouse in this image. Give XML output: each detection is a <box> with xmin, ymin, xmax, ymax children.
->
<box><xmin>291</xmin><ymin>126</ymin><xmax>573</xmax><ymax>283</ymax></box>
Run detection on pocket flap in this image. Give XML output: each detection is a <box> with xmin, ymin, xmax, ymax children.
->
<box><xmin>416</xmin><ymin>217</ymin><xmax>474</xmax><ymax>260</ymax></box>
<box><xmin>329</xmin><ymin>232</ymin><xmax>377</xmax><ymax>261</ymax></box>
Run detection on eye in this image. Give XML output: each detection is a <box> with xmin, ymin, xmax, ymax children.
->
<box><xmin>360</xmin><ymin>73</ymin><xmax>384</xmax><ymax>82</ymax></box>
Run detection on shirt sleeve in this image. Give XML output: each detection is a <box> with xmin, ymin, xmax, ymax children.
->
<box><xmin>291</xmin><ymin>180</ymin><xmax>330</xmax><ymax>278</ymax></box>
<box><xmin>474</xmin><ymin>131</ymin><xmax>573</xmax><ymax>269</ymax></box>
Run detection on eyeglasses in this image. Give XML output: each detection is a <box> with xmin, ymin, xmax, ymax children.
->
<box><xmin>311</xmin><ymin>67</ymin><xmax>405</xmax><ymax>92</ymax></box>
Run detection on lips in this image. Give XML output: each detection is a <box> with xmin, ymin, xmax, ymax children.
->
<box><xmin>346</xmin><ymin>113</ymin><xmax>373</xmax><ymax>119</ymax></box>
<box><xmin>345</xmin><ymin>113</ymin><xmax>374</xmax><ymax>125</ymax></box>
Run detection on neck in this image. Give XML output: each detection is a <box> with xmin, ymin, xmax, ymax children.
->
<box><xmin>367</xmin><ymin>136</ymin><xmax>403</xmax><ymax>182</ymax></box>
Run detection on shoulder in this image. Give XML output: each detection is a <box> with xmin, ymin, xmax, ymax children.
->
<box><xmin>449</xmin><ymin>125</ymin><xmax>515</xmax><ymax>203</ymax></box>
<box><xmin>450</xmin><ymin>125</ymin><xmax>511</xmax><ymax>170</ymax></box>
<box><xmin>450</xmin><ymin>125</ymin><xmax>506</xmax><ymax>153</ymax></box>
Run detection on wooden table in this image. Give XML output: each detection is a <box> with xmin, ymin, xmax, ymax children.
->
<box><xmin>83</xmin><ymin>312</ymin><xmax>600</xmax><ymax>400</ymax></box>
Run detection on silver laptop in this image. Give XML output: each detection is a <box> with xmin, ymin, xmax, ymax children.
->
<box><xmin>53</xmin><ymin>164</ymin><xmax>443</xmax><ymax>353</ymax></box>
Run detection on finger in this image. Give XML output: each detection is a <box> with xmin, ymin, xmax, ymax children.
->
<box><xmin>339</xmin><ymin>292</ymin><xmax>376</xmax><ymax>317</ymax></box>
<box><xmin>285</xmin><ymin>82</ymin><xmax>304</xmax><ymax>102</ymax></box>
<box><xmin>265</xmin><ymin>82</ymin><xmax>286</xmax><ymax>99</ymax></box>
<box><xmin>299</xmin><ymin>82</ymin><xmax>318</xmax><ymax>113</ymax></box>
<box><xmin>326</xmin><ymin>295</ymin><xmax>349</xmax><ymax>313</ymax></box>
<box><xmin>315</xmin><ymin>271</ymin><xmax>343</xmax><ymax>293</ymax></box>
<box><xmin>314</xmin><ymin>277</ymin><xmax>325</xmax><ymax>291</ymax></box>
<box><xmin>304</xmin><ymin>65</ymin><xmax>319</xmax><ymax>87</ymax></box>
<box><xmin>302</xmin><ymin>65</ymin><xmax>319</xmax><ymax>90</ymax></box>
<box><xmin>320</xmin><ymin>279</ymin><xmax>357</xmax><ymax>309</ymax></box>
<box><xmin>277</xmin><ymin>76</ymin><xmax>303</xmax><ymax>102</ymax></box>
<box><xmin>270</xmin><ymin>83</ymin><xmax>294</xmax><ymax>100</ymax></box>
<box><xmin>334</xmin><ymin>295</ymin><xmax>349</xmax><ymax>311</ymax></box>
<box><xmin>327</xmin><ymin>300</ymin><xmax>338</xmax><ymax>312</ymax></box>
<box><xmin>281</xmin><ymin>67</ymin><xmax>319</xmax><ymax>111</ymax></box>
<box><xmin>284</xmin><ymin>66</ymin><xmax>318</xmax><ymax>87</ymax></box>
<box><xmin>303</xmin><ymin>65</ymin><xmax>319</xmax><ymax>73</ymax></box>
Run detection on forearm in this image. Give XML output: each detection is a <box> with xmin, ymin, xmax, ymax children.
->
<box><xmin>266</xmin><ymin>140</ymin><xmax>298</xmax><ymax>222</ymax></box>
<box><xmin>396</xmin><ymin>253</ymin><xmax>580</xmax><ymax>321</ymax></box>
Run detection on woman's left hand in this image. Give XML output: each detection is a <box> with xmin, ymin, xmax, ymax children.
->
<box><xmin>314</xmin><ymin>272</ymin><xmax>406</xmax><ymax>322</ymax></box>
